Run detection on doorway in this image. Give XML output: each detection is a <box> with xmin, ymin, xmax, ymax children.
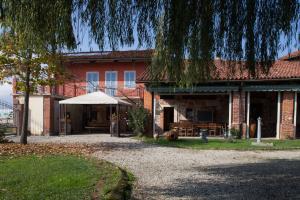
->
<box><xmin>163</xmin><ymin>107</ymin><xmax>174</xmax><ymax>131</ymax></box>
<box><xmin>250</xmin><ymin>92</ymin><xmax>277</xmax><ymax>138</ymax></box>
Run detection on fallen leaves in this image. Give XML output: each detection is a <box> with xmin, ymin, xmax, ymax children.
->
<box><xmin>0</xmin><ymin>143</ymin><xmax>97</xmax><ymax>157</ymax></box>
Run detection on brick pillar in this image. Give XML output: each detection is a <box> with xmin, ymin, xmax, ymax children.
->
<box><xmin>43</xmin><ymin>96</ymin><xmax>53</xmax><ymax>135</ymax></box>
<box><xmin>232</xmin><ymin>91</ymin><xmax>246</xmax><ymax>132</ymax></box>
<box><xmin>143</xmin><ymin>90</ymin><xmax>153</xmax><ymax>113</ymax></box>
<box><xmin>280</xmin><ymin>92</ymin><xmax>295</xmax><ymax>139</ymax></box>
<box><xmin>143</xmin><ymin>90</ymin><xmax>153</xmax><ymax>136</ymax></box>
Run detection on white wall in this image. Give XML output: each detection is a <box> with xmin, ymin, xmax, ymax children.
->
<box><xmin>18</xmin><ymin>96</ymin><xmax>44</xmax><ymax>135</ymax></box>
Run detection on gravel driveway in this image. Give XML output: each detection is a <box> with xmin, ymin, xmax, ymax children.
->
<box><xmin>9</xmin><ymin>134</ymin><xmax>300</xmax><ymax>200</ymax></box>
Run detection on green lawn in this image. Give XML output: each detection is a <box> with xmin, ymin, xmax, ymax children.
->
<box><xmin>0</xmin><ymin>155</ymin><xmax>133</xmax><ymax>200</ymax></box>
<box><xmin>138</xmin><ymin>137</ymin><xmax>300</xmax><ymax>150</ymax></box>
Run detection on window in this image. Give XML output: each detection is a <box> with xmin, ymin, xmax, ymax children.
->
<box><xmin>86</xmin><ymin>72</ymin><xmax>99</xmax><ymax>93</ymax></box>
<box><xmin>124</xmin><ymin>71</ymin><xmax>136</xmax><ymax>88</ymax></box>
<box><xmin>105</xmin><ymin>71</ymin><xmax>117</xmax><ymax>96</ymax></box>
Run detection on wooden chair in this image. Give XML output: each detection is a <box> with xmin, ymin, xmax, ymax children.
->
<box><xmin>208</xmin><ymin>123</ymin><xmax>217</xmax><ymax>136</ymax></box>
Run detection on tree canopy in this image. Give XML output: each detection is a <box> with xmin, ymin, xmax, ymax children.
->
<box><xmin>1</xmin><ymin>0</ymin><xmax>299</xmax><ymax>84</ymax></box>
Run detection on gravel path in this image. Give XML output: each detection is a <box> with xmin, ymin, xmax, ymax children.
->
<box><xmin>9</xmin><ymin>135</ymin><xmax>300</xmax><ymax>200</ymax></box>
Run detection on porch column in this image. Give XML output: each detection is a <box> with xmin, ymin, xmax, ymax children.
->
<box><xmin>228</xmin><ymin>92</ymin><xmax>232</xmax><ymax>134</ymax></box>
<box><xmin>153</xmin><ymin>97</ymin><xmax>156</xmax><ymax>135</ymax></box>
<box><xmin>276</xmin><ymin>92</ymin><xmax>281</xmax><ymax>139</ymax></box>
<box><xmin>294</xmin><ymin>92</ymin><xmax>297</xmax><ymax>136</ymax></box>
<box><xmin>246</xmin><ymin>92</ymin><xmax>250</xmax><ymax>139</ymax></box>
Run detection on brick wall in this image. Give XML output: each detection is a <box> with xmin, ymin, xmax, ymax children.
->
<box><xmin>57</xmin><ymin>61</ymin><xmax>147</xmax><ymax>99</ymax></box>
<box><xmin>232</xmin><ymin>91</ymin><xmax>246</xmax><ymax>131</ymax></box>
<box><xmin>143</xmin><ymin>90</ymin><xmax>153</xmax><ymax>113</ymax></box>
<box><xmin>280</xmin><ymin>92</ymin><xmax>295</xmax><ymax>139</ymax></box>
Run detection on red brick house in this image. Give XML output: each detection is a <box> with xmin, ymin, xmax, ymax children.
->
<box><xmin>13</xmin><ymin>50</ymin><xmax>152</xmax><ymax>135</ymax></box>
<box><xmin>137</xmin><ymin>50</ymin><xmax>300</xmax><ymax>139</ymax></box>
<box><xmin>13</xmin><ymin>49</ymin><xmax>300</xmax><ymax>139</ymax></box>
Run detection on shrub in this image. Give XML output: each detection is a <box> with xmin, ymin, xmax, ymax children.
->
<box><xmin>128</xmin><ymin>106</ymin><xmax>149</xmax><ymax>137</ymax></box>
<box><xmin>229</xmin><ymin>128</ymin><xmax>241</xmax><ymax>139</ymax></box>
<box><xmin>164</xmin><ymin>130</ymin><xmax>178</xmax><ymax>141</ymax></box>
<box><xmin>0</xmin><ymin>124</ymin><xmax>7</xmax><ymax>143</ymax></box>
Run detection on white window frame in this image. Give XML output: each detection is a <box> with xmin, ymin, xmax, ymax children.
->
<box><xmin>86</xmin><ymin>71</ymin><xmax>99</xmax><ymax>93</ymax></box>
<box><xmin>105</xmin><ymin>71</ymin><xmax>118</xmax><ymax>96</ymax></box>
<box><xmin>124</xmin><ymin>71</ymin><xmax>136</xmax><ymax>89</ymax></box>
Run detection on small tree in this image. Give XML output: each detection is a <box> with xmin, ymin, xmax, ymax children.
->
<box><xmin>128</xmin><ymin>106</ymin><xmax>149</xmax><ymax>137</ymax></box>
<box><xmin>0</xmin><ymin>33</ymin><xmax>65</xmax><ymax>144</ymax></box>
<box><xmin>0</xmin><ymin>124</ymin><xmax>6</xmax><ymax>143</ymax></box>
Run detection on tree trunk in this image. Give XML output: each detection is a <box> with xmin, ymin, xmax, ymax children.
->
<box><xmin>20</xmin><ymin>65</ymin><xmax>30</xmax><ymax>144</ymax></box>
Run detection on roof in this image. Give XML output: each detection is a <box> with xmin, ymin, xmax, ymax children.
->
<box><xmin>63</xmin><ymin>49</ymin><xmax>153</xmax><ymax>63</ymax></box>
<box><xmin>137</xmin><ymin>56</ymin><xmax>300</xmax><ymax>83</ymax></box>
<box><xmin>59</xmin><ymin>91</ymin><xmax>132</xmax><ymax>105</ymax></box>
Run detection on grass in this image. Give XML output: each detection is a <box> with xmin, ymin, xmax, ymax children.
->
<box><xmin>137</xmin><ymin>137</ymin><xmax>300</xmax><ymax>150</ymax></box>
<box><xmin>0</xmin><ymin>155</ymin><xmax>134</xmax><ymax>200</ymax></box>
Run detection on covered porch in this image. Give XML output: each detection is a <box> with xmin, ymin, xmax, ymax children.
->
<box><xmin>151</xmin><ymin>86</ymin><xmax>237</xmax><ymax>137</ymax></box>
<box><xmin>59</xmin><ymin>91</ymin><xmax>132</xmax><ymax>136</ymax></box>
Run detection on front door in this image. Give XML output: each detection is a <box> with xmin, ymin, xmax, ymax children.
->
<box><xmin>163</xmin><ymin>107</ymin><xmax>174</xmax><ymax>131</ymax></box>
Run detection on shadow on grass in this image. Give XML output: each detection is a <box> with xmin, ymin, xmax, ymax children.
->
<box><xmin>142</xmin><ymin>159</ymin><xmax>300</xmax><ymax>200</ymax></box>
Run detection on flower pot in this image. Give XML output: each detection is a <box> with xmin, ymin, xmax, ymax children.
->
<box><xmin>250</xmin><ymin>123</ymin><xmax>256</xmax><ymax>138</ymax></box>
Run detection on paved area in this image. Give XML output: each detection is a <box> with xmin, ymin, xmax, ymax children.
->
<box><xmin>9</xmin><ymin>134</ymin><xmax>300</xmax><ymax>200</ymax></box>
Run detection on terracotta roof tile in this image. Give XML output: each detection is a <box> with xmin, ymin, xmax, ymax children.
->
<box><xmin>137</xmin><ymin>59</ymin><xmax>300</xmax><ymax>82</ymax></box>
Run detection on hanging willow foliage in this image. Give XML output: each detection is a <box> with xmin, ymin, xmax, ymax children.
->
<box><xmin>1</xmin><ymin>0</ymin><xmax>299</xmax><ymax>84</ymax></box>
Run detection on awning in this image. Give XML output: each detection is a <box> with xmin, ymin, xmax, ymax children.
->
<box><xmin>59</xmin><ymin>91</ymin><xmax>132</xmax><ymax>105</ymax></box>
<box><xmin>243</xmin><ymin>85</ymin><xmax>300</xmax><ymax>92</ymax></box>
<box><xmin>147</xmin><ymin>86</ymin><xmax>239</xmax><ymax>93</ymax></box>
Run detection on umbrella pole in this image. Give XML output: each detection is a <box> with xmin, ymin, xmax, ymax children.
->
<box><xmin>117</xmin><ymin>104</ymin><xmax>119</xmax><ymax>137</ymax></box>
<box><xmin>58</xmin><ymin>104</ymin><xmax>61</xmax><ymax>135</ymax></box>
<box><xmin>64</xmin><ymin>105</ymin><xmax>67</xmax><ymax>135</ymax></box>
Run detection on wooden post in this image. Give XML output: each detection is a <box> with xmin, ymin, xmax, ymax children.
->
<box><xmin>276</xmin><ymin>92</ymin><xmax>281</xmax><ymax>139</ymax></box>
<box><xmin>246</xmin><ymin>92</ymin><xmax>250</xmax><ymax>139</ymax></box>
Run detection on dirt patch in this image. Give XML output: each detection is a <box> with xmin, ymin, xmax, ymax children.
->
<box><xmin>0</xmin><ymin>143</ymin><xmax>97</xmax><ymax>157</ymax></box>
